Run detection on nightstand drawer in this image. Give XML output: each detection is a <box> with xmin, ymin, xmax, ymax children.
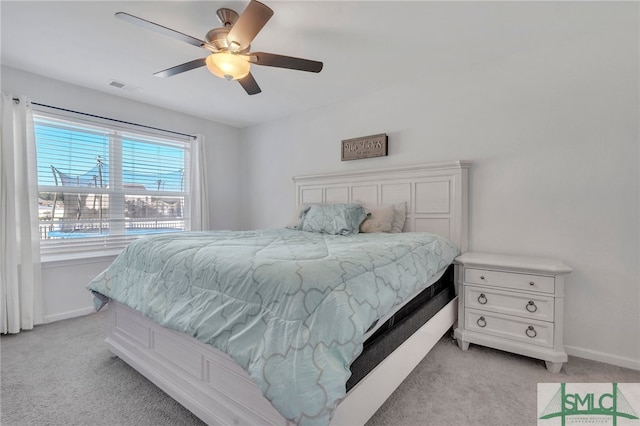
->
<box><xmin>465</xmin><ymin>268</ymin><xmax>555</xmax><ymax>294</ymax></box>
<box><xmin>465</xmin><ymin>309</ymin><xmax>554</xmax><ymax>348</ymax></box>
<box><xmin>465</xmin><ymin>285</ymin><xmax>554</xmax><ymax>322</ymax></box>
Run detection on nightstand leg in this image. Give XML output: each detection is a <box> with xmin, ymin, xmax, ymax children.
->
<box><xmin>457</xmin><ymin>339</ymin><xmax>470</xmax><ymax>351</ymax></box>
<box><xmin>545</xmin><ymin>361</ymin><xmax>563</xmax><ymax>373</ymax></box>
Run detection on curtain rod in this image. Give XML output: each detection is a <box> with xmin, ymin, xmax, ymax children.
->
<box><xmin>12</xmin><ymin>98</ymin><xmax>195</xmax><ymax>139</ymax></box>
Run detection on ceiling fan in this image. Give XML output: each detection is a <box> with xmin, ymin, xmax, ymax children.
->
<box><xmin>116</xmin><ymin>0</ymin><xmax>323</xmax><ymax>95</ymax></box>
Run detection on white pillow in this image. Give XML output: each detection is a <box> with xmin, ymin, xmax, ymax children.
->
<box><xmin>359</xmin><ymin>203</ymin><xmax>395</xmax><ymax>233</ymax></box>
<box><xmin>390</xmin><ymin>201</ymin><xmax>407</xmax><ymax>233</ymax></box>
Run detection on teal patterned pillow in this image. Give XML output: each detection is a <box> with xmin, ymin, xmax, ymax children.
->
<box><xmin>300</xmin><ymin>203</ymin><xmax>367</xmax><ymax>236</ymax></box>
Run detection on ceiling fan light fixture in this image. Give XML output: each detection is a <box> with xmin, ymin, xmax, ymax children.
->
<box><xmin>206</xmin><ymin>53</ymin><xmax>250</xmax><ymax>81</ymax></box>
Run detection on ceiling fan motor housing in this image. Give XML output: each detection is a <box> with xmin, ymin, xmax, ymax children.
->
<box><xmin>205</xmin><ymin>27</ymin><xmax>231</xmax><ymax>50</ymax></box>
<box><xmin>205</xmin><ymin>27</ymin><xmax>250</xmax><ymax>53</ymax></box>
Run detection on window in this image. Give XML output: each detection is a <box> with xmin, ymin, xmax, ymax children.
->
<box><xmin>34</xmin><ymin>113</ymin><xmax>191</xmax><ymax>257</ymax></box>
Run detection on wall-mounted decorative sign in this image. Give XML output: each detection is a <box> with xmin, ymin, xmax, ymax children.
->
<box><xmin>341</xmin><ymin>133</ymin><xmax>388</xmax><ymax>161</ymax></box>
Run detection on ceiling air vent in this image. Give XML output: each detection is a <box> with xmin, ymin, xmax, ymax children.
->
<box><xmin>108</xmin><ymin>80</ymin><xmax>141</xmax><ymax>92</ymax></box>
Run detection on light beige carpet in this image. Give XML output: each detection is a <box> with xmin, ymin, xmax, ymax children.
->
<box><xmin>2</xmin><ymin>311</ymin><xmax>638</xmax><ymax>426</ymax></box>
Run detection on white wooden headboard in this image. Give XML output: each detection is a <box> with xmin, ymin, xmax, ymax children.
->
<box><xmin>293</xmin><ymin>161</ymin><xmax>470</xmax><ymax>252</ymax></box>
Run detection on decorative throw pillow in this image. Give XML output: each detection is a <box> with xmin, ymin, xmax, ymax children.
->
<box><xmin>300</xmin><ymin>203</ymin><xmax>367</xmax><ymax>236</ymax></box>
<box><xmin>390</xmin><ymin>201</ymin><xmax>407</xmax><ymax>233</ymax></box>
<box><xmin>358</xmin><ymin>203</ymin><xmax>395</xmax><ymax>233</ymax></box>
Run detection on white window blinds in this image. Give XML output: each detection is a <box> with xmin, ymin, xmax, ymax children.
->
<box><xmin>34</xmin><ymin>113</ymin><xmax>192</xmax><ymax>258</ymax></box>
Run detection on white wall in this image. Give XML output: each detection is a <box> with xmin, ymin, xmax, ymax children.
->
<box><xmin>239</xmin><ymin>5</ymin><xmax>639</xmax><ymax>368</ymax></box>
<box><xmin>1</xmin><ymin>65</ymin><xmax>243</xmax><ymax>323</ymax></box>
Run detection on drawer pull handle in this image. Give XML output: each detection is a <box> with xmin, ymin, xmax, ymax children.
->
<box><xmin>477</xmin><ymin>317</ymin><xmax>487</xmax><ymax>328</ymax></box>
<box><xmin>529</xmin><ymin>281</ymin><xmax>535</xmax><ymax>286</ymax></box>
<box><xmin>480</xmin><ymin>275</ymin><xmax>485</xmax><ymax>280</ymax></box>
<box><xmin>526</xmin><ymin>301</ymin><xmax>538</xmax><ymax>313</ymax></box>
<box><xmin>526</xmin><ymin>326</ymin><xmax>537</xmax><ymax>338</ymax></box>
<box><xmin>477</xmin><ymin>294</ymin><xmax>488</xmax><ymax>305</ymax></box>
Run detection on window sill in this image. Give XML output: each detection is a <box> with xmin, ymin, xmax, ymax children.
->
<box><xmin>41</xmin><ymin>248</ymin><xmax>122</xmax><ymax>267</ymax></box>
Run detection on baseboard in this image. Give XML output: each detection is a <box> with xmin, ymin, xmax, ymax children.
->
<box><xmin>44</xmin><ymin>306</ymin><xmax>95</xmax><ymax>324</ymax></box>
<box><xmin>565</xmin><ymin>345</ymin><xmax>640</xmax><ymax>371</ymax></box>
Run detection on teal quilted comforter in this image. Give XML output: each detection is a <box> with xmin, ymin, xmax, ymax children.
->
<box><xmin>87</xmin><ymin>228</ymin><xmax>459</xmax><ymax>425</ymax></box>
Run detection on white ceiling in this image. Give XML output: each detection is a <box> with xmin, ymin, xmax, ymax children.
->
<box><xmin>1</xmin><ymin>1</ymin><xmax>607</xmax><ymax>128</ymax></box>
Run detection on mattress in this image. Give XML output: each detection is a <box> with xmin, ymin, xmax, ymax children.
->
<box><xmin>349</xmin><ymin>264</ymin><xmax>455</xmax><ymax>390</ymax></box>
<box><xmin>87</xmin><ymin>228</ymin><xmax>459</xmax><ymax>425</ymax></box>
<box><xmin>362</xmin><ymin>263</ymin><xmax>450</xmax><ymax>342</ymax></box>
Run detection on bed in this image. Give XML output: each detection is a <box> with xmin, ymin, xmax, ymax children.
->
<box><xmin>89</xmin><ymin>160</ymin><xmax>470</xmax><ymax>425</ymax></box>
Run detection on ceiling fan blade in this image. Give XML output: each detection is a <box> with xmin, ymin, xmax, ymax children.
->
<box><xmin>248</xmin><ymin>52</ymin><xmax>323</xmax><ymax>73</ymax></box>
<box><xmin>238</xmin><ymin>73</ymin><xmax>262</xmax><ymax>95</ymax></box>
<box><xmin>115</xmin><ymin>12</ymin><xmax>205</xmax><ymax>48</ymax></box>
<box><xmin>154</xmin><ymin>58</ymin><xmax>207</xmax><ymax>78</ymax></box>
<box><xmin>227</xmin><ymin>1</ymin><xmax>274</xmax><ymax>51</ymax></box>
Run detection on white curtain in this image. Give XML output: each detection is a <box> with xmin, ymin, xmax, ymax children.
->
<box><xmin>189</xmin><ymin>134</ymin><xmax>210</xmax><ymax>231</ymax></box>
<box><xmin>0</xmin><ymin>93</ymin><xmax>43</xmax><ymax>333</ymax></box>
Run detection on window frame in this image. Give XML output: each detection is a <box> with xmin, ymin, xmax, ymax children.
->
<box><xmin>33</xmin><ymin>110</ymin><xmax>193</xmax><ymax>261</ymax></box>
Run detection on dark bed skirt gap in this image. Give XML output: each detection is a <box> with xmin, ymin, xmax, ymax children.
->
<box><xmin>347</xmin><ymin>264</ymin><xmax>455</xmax><ymax>391</ymax></box>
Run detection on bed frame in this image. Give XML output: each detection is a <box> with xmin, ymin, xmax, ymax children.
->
<box><xmin>104</xmin><ymin>160</ymin><xmax>470</xmax><ymax>425</ymax></box>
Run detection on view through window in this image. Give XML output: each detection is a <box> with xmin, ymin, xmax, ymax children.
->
<box><xmin>34</xmin><ymin>113</ymin><xmax>191</xmax><ymax>255</ymax></box>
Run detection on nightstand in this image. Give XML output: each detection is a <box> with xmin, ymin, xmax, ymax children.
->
<box><xmin>453</xmin><ymin>252</ymin><xmax>572</xmax><ymax>373</ymax></box>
